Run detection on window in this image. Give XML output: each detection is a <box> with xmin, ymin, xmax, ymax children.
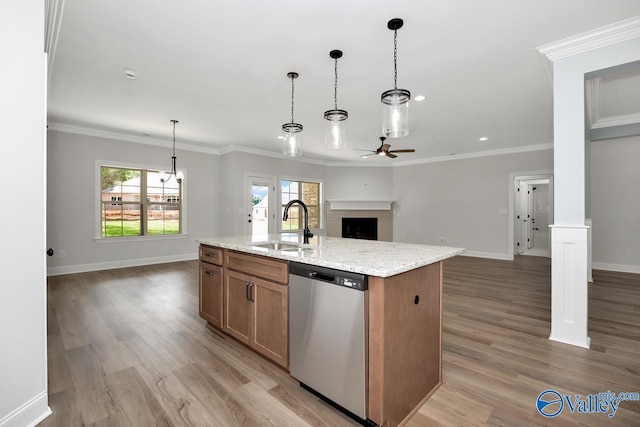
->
<box><xmin>100</xmin><ymin>166</ymin><xmax>182</xmax><ymax>237</ymax></box>
<box><xmin>281</xmin><ymin>179</ymin><xmax>321</xmax><ymax>231</ymax></box>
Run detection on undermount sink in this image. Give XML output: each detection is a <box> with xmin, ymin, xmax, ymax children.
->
<box><xmin>252</xmin><ymin>242</ymin><xmax>302</xmax><ymax>251</ymax></box>
<box><xmin>251</xmin><ymin>241</ymin><xmax>315</xmax><ymax>253</ymax></box>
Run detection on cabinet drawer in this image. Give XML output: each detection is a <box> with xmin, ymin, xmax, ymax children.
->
<box><xmin>226</xmin><ymin>250</ymin><xmax>288</xmax><ymax>284</ymax></box>
<box><xmin>199</xmin><ymin>245</ymin><xmax>223</xmax><ymax>265</ymax></box>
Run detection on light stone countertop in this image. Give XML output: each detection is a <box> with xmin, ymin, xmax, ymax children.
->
<box><xmin>197</xmin><ymin>234</ymin><xmax>464</xmax><ymax>278</ymax></box>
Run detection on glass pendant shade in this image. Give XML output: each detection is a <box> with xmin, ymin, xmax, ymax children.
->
<box><xmin>381</xmin><ymin>18</ymin><xmax>411</xmax><ymax>139</ymax></box>
<box><xmin>381</xmin><ymin>88</ymin><xmax>410</xmax><ymax>138</ymax></box>
<box><xmin>324</xmin><ymin>109</ymin><xmax>348</xmax><ymax>149</ymax></box>
<box><xmin>282</xmin><ymin>123</ymin><xmax>303</xmax><ymax>157</ymax></box>
<box><xmin>324</xmin><ymin>50</ymin><xmax>348</xmax><ymax>149</ymax></box>
<box><xmin>282</xmin><ymin>72</ymin><xmax>303</xmax><ymax>157</ymax></box>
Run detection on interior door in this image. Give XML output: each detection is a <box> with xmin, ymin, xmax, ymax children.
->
<box><xmin>245</xmin><ymin>175</ymin><xmax>276</xmax><ymax>236</ymax></box>
<box><xmin>530</xmin><ymin>184</ymin><xmax>550</xmax><ymax>253</ymax></box>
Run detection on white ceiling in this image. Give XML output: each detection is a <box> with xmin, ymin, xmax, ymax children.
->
<box><xmin>47</xmin><ymin>0</ymin><xmax>640</xmax><ymax>164</ymax></box>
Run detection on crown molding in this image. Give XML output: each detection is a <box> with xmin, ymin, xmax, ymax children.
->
<box><xmin>389</xmin><ymin>143</ymin><xmax>554</xmax><ymax>167</ymax></box>
<box><xmin>536</xmin><ymin>15</ymin><xmax>640</xmax><ymax>62</ymax></box>
<box><xmin>44</xmin><ymin>0</ymin><xmax>66</xmax><ymax>74</ymax></box>
<box><xmin>48</xmin><ymin>121</ymin><xmax>554</xmax><ymax>166</ymax></box>
<box><xmin>218</xmin><ymin>145</ymin><xmax>328</xmax><ymax>166</ymax></box>
<box><xmin>47</xmin><ymin>122</ymin><xmax>221</xmax><ymax>155</ymax></box>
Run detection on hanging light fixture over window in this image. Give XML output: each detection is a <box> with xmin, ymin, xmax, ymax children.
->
<box><xmin>381</xmin><ymin>18</ymin><xmax>411</xmax><ymax>138</ymax></box>
<box><xmin>160</xmin><ymin>119</ymin><xmax>182</xmax><ymax>183</ymax></box>
<box><xmin>282</xmin><ymin>72</ymin><xmax>303</xmax><ymax>157</ymax></box>
<box><xmin>324</xmin><ymin>50</ymin><xmax>348</xmax><ymax>149</ymax></box>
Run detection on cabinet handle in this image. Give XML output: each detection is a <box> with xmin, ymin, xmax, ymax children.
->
<box><xmin>204</xmin><ymin>253</ymin><xmax>214</xmax><ymax>257</ymax></box>
<box><xmin>246</xmin><ymin>282</ymin><xmax>251</xmax><ymax>301</ymax></box>
<box><xmin>246</xmin><ymin>282</ymin><xmax>255</xmax><ymax>302</ymax></box>
<box><xmin>205</xmin><ymin>270</ymin><xmax>215</xmax><ymax>276</ymax></box>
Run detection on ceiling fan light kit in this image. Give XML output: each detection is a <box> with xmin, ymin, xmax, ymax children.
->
<box><xmin>324</xmin><ymin>49</ymin><xmax>348</xmax><ymax>150</ymax></box>
<box><xmin>381</xmin><ymin>18</ymin><xmax>411</xmax><ymax>139</ymax></box>
<box><xmin>282</xmin><ymin>72</ymin><xmax>303</xmax><ymax>157</ymax></box>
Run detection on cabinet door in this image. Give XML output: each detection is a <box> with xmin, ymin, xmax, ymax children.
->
<box><xmin>252</xmin><ymin>277</ymin><xmax>288</xmax><ymax>368</ymax></box>
<box><xmin>224</xmin><ymin>269</ymin><xmax>252</xmax><ymax>345</ymax></box>
<box><xmin>199</xmin><ymin>262</ymin><xmax>223</xmax><ymax>328</ymax></box>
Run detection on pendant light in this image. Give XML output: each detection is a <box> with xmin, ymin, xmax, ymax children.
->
<box><xmin>282</xmin><ymin>72</ymin><xmax>303</xmax><ymax>157</ymax></box>
<box><xmin>160</xmin><ymin>119</ymin><xmax>182</xmax><ymax>183</ymax></box>
<box><xmin>381</xmin><ymin>18</ymin><xmax>411</xmax><ymax>138</ymax></box>
<box><xmin>324</xmin><ymin>50</ymin><xmax>348</xmax><ymax>149</ymax></box>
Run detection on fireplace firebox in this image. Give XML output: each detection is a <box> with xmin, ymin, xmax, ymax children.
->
<box><xmin>342</xmin><ymin>218</ymin><xmax>378</xmax><ymax>240</ymax></box>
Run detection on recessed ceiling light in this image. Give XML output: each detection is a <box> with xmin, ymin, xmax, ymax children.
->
<box><xmin>414</xmin><ymin>95</ymin><xmax>426</xmax><ymax>101</ymax></box>
<box><xmin>479</xmin><ymin>137</ymin><xmax>488</xmax><ymax>141</ymax></box>
<box><xmin>123</xmin><ymin>68</ymin><xmax>137</xmax><ymax>80</ymax></box>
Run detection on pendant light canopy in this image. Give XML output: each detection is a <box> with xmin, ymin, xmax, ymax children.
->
<box><xmin>282</xmin><ymin>72</ymin><xmax>303</xmax><ymax>157</ymax></box>
<box><xmin>324</xmin><ymin>50</ymin><xmax>348</xmax><ymax>149</ymax></box>
<box><xmin>381</xmin><ymin>18</ymin><xmax>411</xmax><ymax>138</ymax></box>
<box><xmin>160</xmin><ymin>119</ymin><xmax>182</xmax><ymax>184</ymax></box>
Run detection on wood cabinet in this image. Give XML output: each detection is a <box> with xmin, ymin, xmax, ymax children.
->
<box><xmin>199</xmin><ymin>246</ymin><xmax>224</xmax><ymax>329</ymax></box>
<box><xmin>223</xmin><ymin>269</ymin><xmax>288</xmax><ymax>368</ymax></box>
<box><xmin>198</xmin><ymin>245</ymin><xmax>288</xmax><ymax>369</ymax></box>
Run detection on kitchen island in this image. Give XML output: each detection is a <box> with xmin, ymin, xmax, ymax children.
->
<box><xmin>197</xmin><ymin>234</ymin><xmax>463</xmax><ymax>427</ymax></box>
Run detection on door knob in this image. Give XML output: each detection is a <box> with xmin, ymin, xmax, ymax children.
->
<box><xmin>47</xmin><ymin>248</ymin><xmax>54</xmax><ymax>257</ymax></box>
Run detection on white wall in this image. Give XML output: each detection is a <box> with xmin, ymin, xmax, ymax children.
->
<box><xmin>392</xmin><ymin>150</ymin><xmax>553</xmax><ymax>258</ymax></box>
<box><xmin>218</xmin><ymin>151</ymin><xmax>327</xmax><ymax>236</ymax></box>
<box><xmin>591</xmin><ymin>135</ymin><xmax>640</xmax><ymax>273</ymax></box>
<box><xmin>47</xmin><ymin>130</ymin><xmax>220</xmax><ymax>275</ymax></box>
<box><xmin>0</xmin><ymin>1</ymin><xmax>51</xmax><ymax>426</ymax></box>
<box><xmin>325</xmin><ymin>166</ymin><xmax>393</xmax><ymax>201</ymax></box>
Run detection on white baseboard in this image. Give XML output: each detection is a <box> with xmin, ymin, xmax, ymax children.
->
<box><xmin>47</xmin><ymin>253</ymin><xmax>198</xmax><ymax>276</ymax></box>
<box><xmin>592</xmin><ymin>262</ymin><xmax>640</xmax><ymax>275</ymax></box>
<box><xmin>0</xmin><ymin>391</ymin><xmax>51</xmax><ymax>427</ymax></box>
<box><xmin>459</xmin><ymin>251</ymin><xmax>513</xmax><ymax>261</ymax></box>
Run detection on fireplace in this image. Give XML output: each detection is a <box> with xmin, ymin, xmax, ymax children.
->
<box><xmin>342</xmin><ymin>217</ymin><xmax>378</xmax><ymax>240</ymax></box>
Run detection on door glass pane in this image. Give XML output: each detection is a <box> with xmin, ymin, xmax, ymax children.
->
<box><xmin>251</xmin><ymin>184</ymin><xmax>269</xmax><ymax>236</ymax></box>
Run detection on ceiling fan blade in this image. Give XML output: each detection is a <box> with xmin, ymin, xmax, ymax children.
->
<box><xmin>381</xmin><ymin>144</ymin><xmax>391</xmax><ymax>152</ymax></box>
<box><xmin>385</xmin><ymin>152</ymin><xmax>398</xmax><ymax>159</ymax></box>
<box><xmin>353</xmin><ymin>148</ymin><xmax>375</xmax><ymax>152</ymax></box>
<box><xmin>388</xmin><ymin>149</ymin><xmax>416</xmax><ymax>153</ymax></box>
<box><xmin>361</xmin><ymin>154</ymin><xmax>371</xmax><ymax>158</ymax></box>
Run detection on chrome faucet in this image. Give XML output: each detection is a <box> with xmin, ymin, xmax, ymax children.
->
<box><xmin>283</xmin><ymin>199</ymin><xmax>314</xmax><ymax>244</ymax></box>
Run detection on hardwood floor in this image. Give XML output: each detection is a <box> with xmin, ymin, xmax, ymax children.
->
<box><xmin>41</xmin><ymin>256</ymin><xmax>640</xmax><ymax>426</ymax></box>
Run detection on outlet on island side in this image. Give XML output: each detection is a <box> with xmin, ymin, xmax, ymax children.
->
<box><xmin>59</xmin><ymin>250</ymin><xmax>65</xmax><ymax>258</ymax></box>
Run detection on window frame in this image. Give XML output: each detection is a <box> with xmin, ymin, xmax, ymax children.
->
<box><xmin>95</xmin><ymin>160</ymin><xmax>188</xmax><ymax>241</ymax></box>
<box><xmin>279</xmin><ymin>176</ymin><xmax>323</xmax><ymax>233</ymax></box>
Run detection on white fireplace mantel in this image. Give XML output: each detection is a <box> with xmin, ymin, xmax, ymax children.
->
<box><xmin>327</xmin><ymin>200</ymin><xmax>394</xmax><ymax>210</ymax></box>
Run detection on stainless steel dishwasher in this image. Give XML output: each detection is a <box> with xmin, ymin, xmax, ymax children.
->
<box><xmin>289</xmin><ymin>262</ymin><xmax>369</xmax><ymax>422</ymax></box>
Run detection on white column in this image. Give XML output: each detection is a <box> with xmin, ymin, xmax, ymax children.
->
<box><xmin>537</xmin><ymin>17</ymin><xmax>640</xmax><ymax>348</ymax></box>
<box><xmin>549</xmin><ymin>226</ymin><xmax>589</xmax><ymax>348</ymax></box>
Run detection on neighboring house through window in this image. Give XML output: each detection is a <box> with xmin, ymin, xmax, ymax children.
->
<box><xmin>100</xmin><ymin>165</ymin><xmax>182</xmax><ymax>237</ymax></box>
<box><xmin>281</xmin><ymin>179</ymin><xmax>321</xmax><ymax>231</ymax></box>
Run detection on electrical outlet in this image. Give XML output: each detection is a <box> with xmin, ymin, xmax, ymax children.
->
<box><xmin>59</xmin><ymin>250</ymin><xmax>65</xmax><ymax>258</ymax></box>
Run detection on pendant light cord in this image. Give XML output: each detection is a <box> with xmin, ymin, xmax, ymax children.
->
<box><xmin>290</xmin><ymin>75</ymin><xmax>295</xmax><ymax>124</ymax></box>
<box><xmin>334</xmin><ymin>56</ymin><xmax>339</xmax><ymax>110</ymax></box>
<box><xmin>172</xmin><ymin>120</ymin><xmax>177</xmax><ymax>159</ymax></box>
<box><xmin>393</xmin><ymin>29</ymin><xmax>398</xmax><ymax>91</ymax></box>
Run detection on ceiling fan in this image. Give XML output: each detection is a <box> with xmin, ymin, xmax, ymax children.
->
<box><xmin>357</xmin><ymin>136</ymin><xmax>416</xmax><ymax>158</ymax></box>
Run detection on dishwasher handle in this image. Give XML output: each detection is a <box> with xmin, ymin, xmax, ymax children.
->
<box><xmin>310</xmin><ymin>271</ymin><xmax>335</xmax><ymax>283</ymax></box>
